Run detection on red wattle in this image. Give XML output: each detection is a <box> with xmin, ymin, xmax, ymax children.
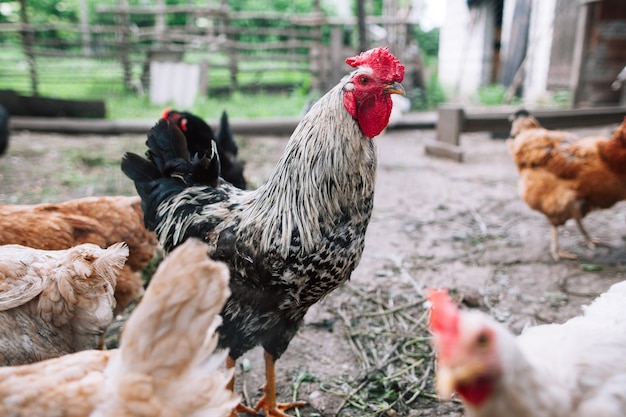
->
<box><xmin>357</xmin><ymin>95</ymin><xmax>392</xmax><ymax>139</ymax></box>
<box><xmin>456</xmin><ymin>375</ymin><xmax>494</xmax><ymax>407</ymax></box>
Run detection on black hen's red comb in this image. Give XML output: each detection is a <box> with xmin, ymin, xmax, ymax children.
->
<box><xmin>161</xmin><ymin>107</ymin><xmax>172</xmax><ymax>120</ymax></box>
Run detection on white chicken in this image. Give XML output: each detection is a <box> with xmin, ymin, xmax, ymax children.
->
<box><xmin>428</xmin><ymin>283</ymin><xmax>626</xmax><ymax>417</ymax></box>
<box><xmin>0</xmin><ymin>238</ymin><xmax>239</xmax><ymax>417</ymax></box>
<box><xmin>0</xmin><ymin>242</ymin><xmax>128</xmax><ymax>365</ymax></box>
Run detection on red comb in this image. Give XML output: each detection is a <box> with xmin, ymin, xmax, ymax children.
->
<box><xmin>161</xmin><ymin>107</ymin><xmax>172</xmax><ymax>120</ymax></box>
<box><xmin>428</xmin><ymin>289</ymin><xmax>459</xmax><ymax>333</ymax></box>
<box><xmin>428</xmin><ymin>289</ymin><xmax>460</xmax><ymax>360</ymax></box>
<box><xmin>345</xmin><ymin>46</ymin><xmax>405</xmax><ymax>83</ymax></box>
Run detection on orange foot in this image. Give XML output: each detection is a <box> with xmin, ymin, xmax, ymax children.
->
<box><xmin>252</xmin><ymin>395</ymin><xmax>307</xmax><ymax>417</ymax></box>
<box><xmin>229</xmin><ymin>398</ymin><xmax>306</xmax><ymax>417</ymax></box>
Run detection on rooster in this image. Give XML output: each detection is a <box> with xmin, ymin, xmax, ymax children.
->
<box><xmin>0</xmin><ymin>239</ymin><xmax>239</xmax><ymax>417</ymax></box>
<box><xmin>508</xmin><ymin>110</ymin><xmax>626</xmax><ymax>260</ymax></box>
<box><xmin>121</xmin><ymin>46</ymin><xmax>405</xmax><ymax>417</ymax></box>
<box><xmin>428</xmin><ymin>286</ymin><xmax>626</xmax><ymax>417</ymax></box>
<box><xmin>163</xmin><ymin>108</ymin><xmax>247</xmax><ymax>189</ymax></box>
<box><xmin>0</xmin><ymin>242</ymin><xmax>128</xmax><ymax>365</ymax></box>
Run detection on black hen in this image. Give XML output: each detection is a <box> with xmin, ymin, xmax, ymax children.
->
<box><xmin>162</xmin><ymin>108</ymin><xmax>247</xmax><ymax>189</ymax></box>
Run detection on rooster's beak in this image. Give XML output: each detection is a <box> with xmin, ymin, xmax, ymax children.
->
<box><xmin>385</xmin><ymin>82</ymin><xmax>405</xmax><ymax>96</ymax></box>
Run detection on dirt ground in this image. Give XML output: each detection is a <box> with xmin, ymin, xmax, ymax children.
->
<box><xmin>1</xmin><ymin>121</ymin><xmax>625</xmax><ymax>417</ymax></box>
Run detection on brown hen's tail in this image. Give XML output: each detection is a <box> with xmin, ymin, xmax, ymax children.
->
<box><xmin>99</xmin><ymin>239</ymin><xmax>239</xmax><ymax>417</ymax></box>
<box><xmin>614</xmin><ymin>116</ymin><xmax>626</xmax><ymax>146</ymax></box>
<box><xmin>599</xmin><ymin>116</ymin><xmax>626</xmax><ymax>176</ymax></box>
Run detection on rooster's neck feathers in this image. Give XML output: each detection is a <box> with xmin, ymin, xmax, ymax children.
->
<box><xmin>238</xmin><ymin>81</ymin><xmax>376</xmax><ymax>257</ymax></box>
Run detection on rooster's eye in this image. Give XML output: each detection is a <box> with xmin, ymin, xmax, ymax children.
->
<box><xmin>359</xmin><ymin>76</ymin><xmax>369</xmax><ymax>85</ymax></box>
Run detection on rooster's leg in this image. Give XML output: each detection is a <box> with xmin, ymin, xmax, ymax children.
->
<box><xmin>250</xmin><ymin>351</ymin><xmax>306</xmax><ymax>417</ymax></box>
<box><xmin>551</xmin><ymin>225</ymin><xmax>577</xmax><ymax>260</ymax></box>
<box><xmin>227</xmin><ymin>356</ymin><xmax>258</xmax><ymax>417</ymax></box>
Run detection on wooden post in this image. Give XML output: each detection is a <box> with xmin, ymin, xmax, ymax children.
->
<box><xmin>310</xmin><ymin>0</ymin><xmax>325</xmax><ymax>93</ymax></box>
<box><xmin>218</xmin><ymin>0</ymin><xmax>237</xmax><ymax>93</ymax></box>
<box><xmin>424</xmin><ymin>105</ymin><xmax>465</xmax><ymax>162</ymax></box>
<box><xmin>117</xmin><ymin>0</ymin><xmax>133</xmax><ymax>91</ymax></box>
<box><xmin>330</xmin><ymin>26</ymin><xmax>344</xmax><ymax>87</ymax></box>
<box><xmin>570</xmin><ymin>1</ymin><xmax>593</xmax><ymax>108</ymax></box>
<box><xmin>78</xmin><ymin>0</ymin><xmax>91</xmax><ymax>57</ymax></box>
<box><xmin>155</xmin><ymin>0</ymin><xmax>165</xmax><ymax>49</ymax></box>
<box><xmin>198</xmin><ymin>60</ymin><xmax>209</xmax><ymax>99</ymax></box>
<box><xmin>18</xmin><ymin>0</ymin><xmax>38</xmax><ymax>96</ymax></box>
<box><xmin>356</xmin><ymin>0</ymin><xmax>369</xmax><ymax>53</ymax></box>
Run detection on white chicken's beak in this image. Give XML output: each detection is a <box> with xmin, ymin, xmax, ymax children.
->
<box><xmin>436</xmin><ymin>364</ymin><xmax>457</xmax><ymax>400</ymax></box>
<box><xmin>435</xmin><ymin>360</ymin><xmax>486</xmax><ymax>400</ymax></box>
<box><xmin>385</xmin><ymin>82</ymin><xmax>406</xmax><ymax>96</ymax></box>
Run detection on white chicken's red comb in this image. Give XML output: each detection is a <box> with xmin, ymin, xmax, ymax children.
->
<box><xmin>428</xmin><ymin>289</ymin><xmax>460</xmax><ymax>360</ymax></box>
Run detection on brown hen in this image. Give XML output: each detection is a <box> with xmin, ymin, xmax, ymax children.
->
<box><xmin>0</xmin><ymin>195</ymin><xmax>158</xmax><ymax>312</ymax></box>
<box><xmin>508</xmin><ymin>110</ymin><xmax>626</xmax><ymax>260</ymax></box>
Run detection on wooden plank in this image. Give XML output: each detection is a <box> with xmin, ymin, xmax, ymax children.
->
<box><xmin>499</xmin><ymin>0</ymin><xmax>530</xmax><ymax>87</ymax></box>
<box><xmin>426</xmin><ymin>105</ymin><xmax>625</xmax><ymax>161</ymax></box>
<box><xmin>464</xmin><ymin>106</ymin><xmax>626</xmax><ymax>132</ymax></box>
<box><xmin>7</xmin><ymin>112</ymin><xmax>436</xmax><ymax>136</ymax></box>
<box><xmin>0</xmin><ymin>90</ymin><xmax>106</xmax><ymax>118</ymax></box>
<box><xmin>8</xmin><ymin>116</ymin><xmax>302</xmax><ymax>136</ymax></box>
<box><xmin>547</xmin><ymin>0</ymin><xmax>578</xmax><ymax>89</ymax></box>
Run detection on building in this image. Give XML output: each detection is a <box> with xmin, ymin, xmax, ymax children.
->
<box><xmin>438</xmin><ymin>0</ymin><xmax>626</xmax><ymax>107</ymax></box>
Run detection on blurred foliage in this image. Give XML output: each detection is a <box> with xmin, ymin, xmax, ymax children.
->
<box><xmin>0</xmin><ymin>0</ymin><xmax>320</xmax><ymax>28</ymax></box>
<box><xmin>410</xmin><ymin>71</ymin><xmax>446</xmax><ymax>111</ymax></box>
<box><xmin>475</xmin><ymin>84</ymin><xmax>507</xmax><ymax>106</ymax></box>
<box><xmin>414</xmin><ymin>26</ymin><xmax>439</xmax><ymax>59</ymax></box>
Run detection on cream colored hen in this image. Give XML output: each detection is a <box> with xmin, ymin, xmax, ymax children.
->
<box><xmin>0</xmin><ymin>195</ymin><xmax>158</xmax><ymax>313</ymax></box>
<box><xmin>0</xmin><ymin>238</ymin><xmax>239</xmax><ymax>417</ymax></box>
<box><xmin>0</xmin><ymin>242</ymin><xmax>128</xmax><ymax>365</ymax></box>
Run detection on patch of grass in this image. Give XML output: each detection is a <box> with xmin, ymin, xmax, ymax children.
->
<box><xmin>0</xmin><ymin>44</ymin><xmax>312</xmax><ymax>119</ymax></box>
<box><xmin>320</xmin><ymin>283</ymin><xmax>453</xmax><ymax>416</ymax></box>
<box><xmin>104</xmin><ymin>89</ymin><xmax>310</xmax><ymax>120</ymax></box>
<box><xmin>475</xmin><ymin>84</ymin><xmax>507</xmax><ymax>106</ymax></box>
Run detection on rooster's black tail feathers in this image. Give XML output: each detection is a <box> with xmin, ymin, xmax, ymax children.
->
<box><xmin>216</xmin><ymin>110</ymin><xmax>237</xmax><ymax>157</ymax></box>
<box><xmin>215</xmin><ymin>111</ymin><xmax>247</xmax><ymax>189</ymax></box>
<box><xmin>121</xmin><ymin>119</ymin><xmax>221</xmax><ymax>230</ymax></box>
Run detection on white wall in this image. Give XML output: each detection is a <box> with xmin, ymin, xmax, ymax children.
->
<box><xmin>438</xmin><ymin>0</ymin><xmax>558</xmax><ymax>104</ymax></box>
<box><xmin>438</xmin><ymin>0</ymin><xmax>495</xmax><ymax>97</ymax></box>
<box><xmin>522</xmin><ymin>0</ymin><xmax>556</xmax><ymax>105</ymax></box>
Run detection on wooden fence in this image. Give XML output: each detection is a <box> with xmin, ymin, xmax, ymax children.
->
<box><xmin>0</xmin><ymin>2</ymin><xmax>423</xmax><ymax>101</ymax></box>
